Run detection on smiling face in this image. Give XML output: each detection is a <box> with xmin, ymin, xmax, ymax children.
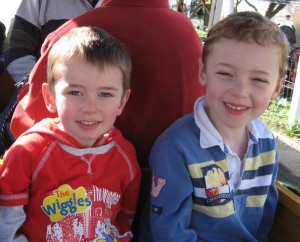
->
<box><xmin>200</xmin><ymin>38</ymin><xmax>284</xmax><ymax>135</ymax></box>
<box><xmin>43</xmin><ymin>56</ymin><xmax>130</xmax><ymax>147</ymax></box>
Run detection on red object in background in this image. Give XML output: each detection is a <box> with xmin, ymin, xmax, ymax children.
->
<box><xmin>10</xmin><ymin>0</ymin><xmax>205</xmax><ymax>166</ymax></box>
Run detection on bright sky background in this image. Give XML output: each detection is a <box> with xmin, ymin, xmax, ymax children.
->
<box><xmin>0</xmin><ymin>0</ymin><xmax>21</xmax><ymax>32</ymax></box>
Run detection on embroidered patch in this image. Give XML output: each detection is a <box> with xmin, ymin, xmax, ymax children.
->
<box><xmin>203</xmin><ymin>165</ymin><xmax>231</xmax><ymax>205</ymax></box>
<box><xmin>151</xmin><ymin>175</ymin><xmax>167</xmax><ymax>198</ymax></box>
<box><xmin>151</xmin><ymin>204</ymin><xmax>163</xmax><ymax>214</ymax></box>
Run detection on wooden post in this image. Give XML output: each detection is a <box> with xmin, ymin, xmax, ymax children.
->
<box><xmin>208</xmin><ymin>0</ymin><xmax>223</xmax><ymax>30</ymax></box>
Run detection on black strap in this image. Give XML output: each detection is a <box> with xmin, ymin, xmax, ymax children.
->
<box><xmin>0</xmin><ymin>75</ymin><xmax>29</xmax><ymax>157</ymax></box>
<box><xmin>87</xmin><ymin>0</ymin><xmax>99</xmax><ymax>8</ymax></box>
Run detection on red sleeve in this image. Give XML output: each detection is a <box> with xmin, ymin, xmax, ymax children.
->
<box><xmin>118</xmin><ymin>139</ymin><xmax>141</xmax><ymax>220</ymax></box>
<box><xmin>0</xmin><ymin>134</ymin><xmax>45</xmax><ymax>206</ymax></box>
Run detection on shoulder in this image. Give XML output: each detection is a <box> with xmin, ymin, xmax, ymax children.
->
<box><xmin>248</xmin><ymin>119</ymin><xmax>278</xmax><ymax>157</ymax></box>
<box><xmin>11</xmin><ymin>130</ymin><xmax>51</xmax><ymax>151</ymax></box>
<box><xmin>113</xmin><ymin>128</ymin><xmax>140</xmax><ymax>171</ymax></box>
<box><xmin>4</xmin><ymin>120</ymin><xmax>54</xmax><ymax>161</ymax></box>
<box><xmin>2</xmin><ymin>130</ymin><xmax>53</xmax><ymax>175</ymax></box>
<box><xmin>151</xmin><ymin>113</ymin><xmax>199</xmax><ymax>154</ymax></box>
<box><xmin>251</xmin><ymin>119</ymin><xmax>274</xmax><ymax>140</ymax></box>
<box><xmin>113</xmin><ymin>128</ymin><xmax>136</xmax><ymax>151</ymax></box>
<box><xmin>116</xmin><ymin>137</ymin><xmax>137</xmax><ymax>161</ymax></box>
<box><xmin>15</xmin><ymin>0</ymin><xmax>41</xmax><ymax>19</ymax></box>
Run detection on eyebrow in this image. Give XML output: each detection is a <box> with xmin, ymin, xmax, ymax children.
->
<box><xmin>215</xmin><ymin>63</ymin><xmax>272</xmax><ymax>76</ymax></box>
<box><xmin>67</xmin><ymin>84</ymin><xmax>120</xmax><ymax>91</ymax></box>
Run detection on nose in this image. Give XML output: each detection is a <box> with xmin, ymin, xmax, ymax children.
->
<box><xmin>231</xmin><ymin>78</ymin><xmax>248</xmax><ymax>98</ymax></box>
<box><xmin>81</xmin><ymin>96</ymin><xmax>98</xmax><ymax>113</ymax></box>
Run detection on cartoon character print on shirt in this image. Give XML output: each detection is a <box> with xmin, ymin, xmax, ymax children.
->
<box><xmin>94</xmin><ymin>219</ymin><xmax>132</xmax><ymax>242</ymax></box>
<box><xmin>203</xmin><ymin>164</ymin><xmax>231</xmax><ymax>205</ymax></box>
<box><xmin>41</xmin><ymin>184</ymin><xmax>131</xmax><ymax>241</ymax></box>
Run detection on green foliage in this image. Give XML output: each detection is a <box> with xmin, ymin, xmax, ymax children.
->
<box><xmin>261</xmin><ymin>101</ymin><xmax>300</xmax><ymax>143</ymax></box>
<box><xmin>196</xmin><ymin>29</ymin><xmax>207</xmax><ymax>41</ymax></box>
<box><xmin>196</xmin><ymin>30</ymin><xmax>207</xmax><ymax>44</ymax></box>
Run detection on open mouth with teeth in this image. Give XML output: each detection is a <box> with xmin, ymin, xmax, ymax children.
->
<box><xmin>77</xmin><ymin>120</ymin><xmax>101</xmax><ymax>129</ymax></box>
<box><xmin>79</xmin><ymin>121</ymin><xmax>99</xmax><ymax>125</ymax></box>
<box><xmin>225</xmin><ymin>102</ymin><xmax>248</xmax><ymax>111</ymax></box>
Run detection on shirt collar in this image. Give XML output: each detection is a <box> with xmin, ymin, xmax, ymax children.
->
<box><xmin>194</xmin><ymin>96</ymin><xmax>224</xmax><ymax>150</ymax></box>
<box><xmin>193</xmin><ymin>96</ymin><xmax>272</xmax><ymax>151</ymax></box>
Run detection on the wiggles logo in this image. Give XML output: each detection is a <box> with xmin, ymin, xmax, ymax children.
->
<box><xmin>41</xmin><ymin>184</ymin><xmax>92</xmax><ymax>222</ymax></box>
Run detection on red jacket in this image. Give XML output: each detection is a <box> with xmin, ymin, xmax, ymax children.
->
<box><xmin>11</xmin><ymin>0</ymin><xmax>205</xmax><ymax>165</ymax></box>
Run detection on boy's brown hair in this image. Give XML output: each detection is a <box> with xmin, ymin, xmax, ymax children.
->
<box><xmin>47</xmin><ymin>26</ymin><xmax>131</xmax><ymax>94</ymax></box>
<box><xmin>202</xmin><ymin>11</ymin><xmax>290</xmax><ymax>80</ymax></box>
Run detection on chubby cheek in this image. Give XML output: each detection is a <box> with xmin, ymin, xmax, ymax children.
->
<box><xmin>55</xmin><ymin>98</ymin><xmax>73</xmax><ymax>118</ymax></box>
<box><xmin>56</xmin><ymin>107</ymin><xmax>71</xmax><ymax>124</ymax></box>
<box><xmin>258</xmin><ymin>98</ymin><xmax>271</xmax><ymax>112</ymax></box>
<box><xmin>205</xmin><ymin>85</ymin><xmax>222</xmax><ymax>104</ymax></box>
<box><xmin>106</xmin><ymin>107</ymin><xmax>122</xmax><ymax>122</ymax></box>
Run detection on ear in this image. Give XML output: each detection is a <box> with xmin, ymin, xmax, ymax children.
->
<box><xmin>42</xmin><ymin>83</ymin><xmax>57</xmax><ymax>113</ymax></box>
<box><xmin>271</xmin><ymin>75</ymin><xmax>285</xmax><ymax>100</ymax></box>
<box><xmin>117</xmin><ymin>89</ymin><xmax>131</xmax><ymax>116</ymax></box>
<box><xmin>198</xmin><ymin>59</ymin><xmax>207</xmax><ymax>86</ymax></box>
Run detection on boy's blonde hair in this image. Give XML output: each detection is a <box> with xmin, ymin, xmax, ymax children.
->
<box><xmin>203</xmin><ymin>11</ymin><xmax>290</xmax><ymax>80</ymax></box>
<box><xmin>47</xmin><ymin>26</ymin><xmax>131</xmax><ymax>94</ymax></box>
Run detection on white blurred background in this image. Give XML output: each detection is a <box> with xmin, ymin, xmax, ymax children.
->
<box><xmin>0</xmin><ymin>0</ymin><xmax>22</xmax><ymax>31</ymax></box>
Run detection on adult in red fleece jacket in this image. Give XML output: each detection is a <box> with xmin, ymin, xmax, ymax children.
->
<box><xmin>11</xmin><ymin>0</ymin><xmax>205</xmax><ymax>166</ymax></box>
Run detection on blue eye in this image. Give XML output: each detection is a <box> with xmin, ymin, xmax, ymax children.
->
<box><xmin>69</xmin><ymin>90</ymin><xmax>82</xmax><ymax>96</ymax></box>
<box><xmin>99</xmin><ymin>92</ymin><xmax>113</xmax><ymax>97</ymax></box>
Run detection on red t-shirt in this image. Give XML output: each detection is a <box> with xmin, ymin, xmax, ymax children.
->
<box><xmin>0</xmin><ymin>118</ymin><xmax>141</xmax><ymax>241</ymax></box>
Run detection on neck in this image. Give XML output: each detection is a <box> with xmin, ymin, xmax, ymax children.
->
<box><xmin>222</xmin><ymin>127</ymin><xmax>249</xmax><ymax>160</ymax></box>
